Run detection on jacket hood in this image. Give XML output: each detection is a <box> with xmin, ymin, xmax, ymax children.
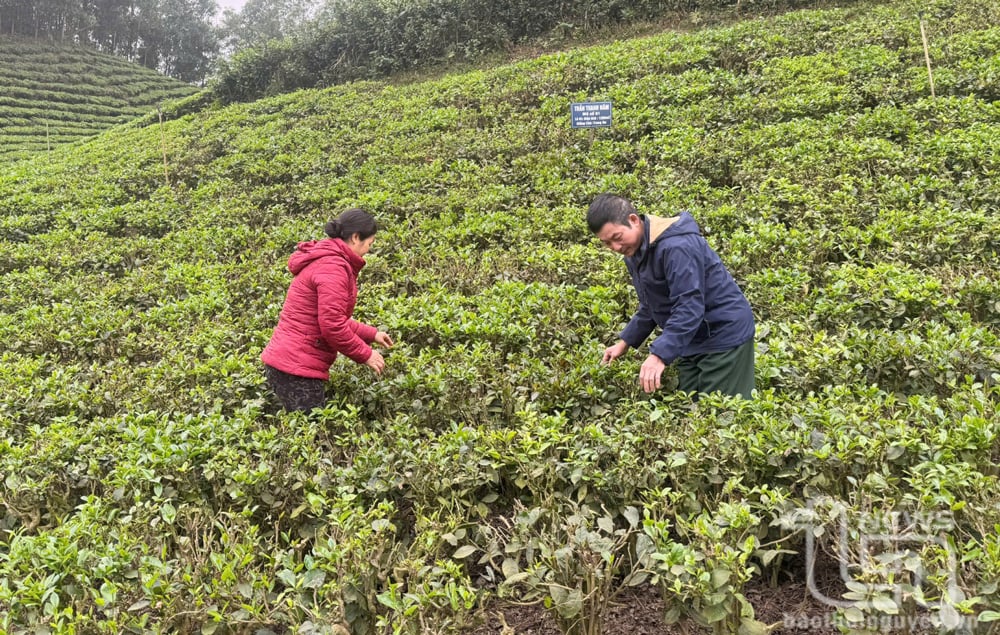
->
<box><xmin>649</xmin><ymin>212</ymin><xmax>700</xmax><ymax>244</ymax></box>
<box><xmin>628</xmin><ymin>212</ymin><xmax>701</xmax><ymax>267</ymax></box>
<box><xmin>288</xmin><ymin>238</ymin><xmax>365</xmax><ymax>275</ymax></box>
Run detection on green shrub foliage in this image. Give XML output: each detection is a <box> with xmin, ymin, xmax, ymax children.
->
<box><xmin>213</xmin><ymin>0</ymin><xmax>828</xmax><ymax>103</ymax></box>
<box><xmin>2</xmin><ymin>0</ymin><xmax>1000</xmax><ymax>631</ymax></box>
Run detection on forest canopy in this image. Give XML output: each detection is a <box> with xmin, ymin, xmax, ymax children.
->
<box><xmin>1</xmin><ymin>0</ymin><xmax>820</xmax><ymax>91</ymax></box>
<box><xmin>0</xmin><ymin>0</ymin><xmax>218</xmax><ymax>82</ymax></box>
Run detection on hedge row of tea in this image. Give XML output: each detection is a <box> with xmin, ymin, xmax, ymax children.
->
<box><xmin>0</xmin><ymin>37</ymin><xmax>200</xmax><ymax>163</ymax></box>
<box><xmin>2</xmin><ymin>0</ymin><xmax>1000</xmax><ymax>632</ymax></box>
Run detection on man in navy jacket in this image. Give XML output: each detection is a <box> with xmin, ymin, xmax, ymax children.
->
<box><xmin>587</xmin><ymin>194</ymin><xmax>755</xmax><ymax>398</ymax></box>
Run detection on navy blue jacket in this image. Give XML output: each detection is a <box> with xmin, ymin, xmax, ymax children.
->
<box><xmin>620</xmin><ymin>213</ymin><xmax>755</xmax><ymax>363</ymax></box>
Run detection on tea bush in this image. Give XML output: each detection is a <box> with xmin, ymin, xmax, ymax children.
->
<box><xmin>3</xmin><ymin>0</ymin><xmax>1000</xmax><ymax>631</ymax></box>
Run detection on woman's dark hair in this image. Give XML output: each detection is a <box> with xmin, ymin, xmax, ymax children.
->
<box><xmin>325</xmin><ymin>208</ymin><xmax>378</xmax><ymax>241</ymax></box>
<box><xmin>586</xmin><ymin>194</ymin><xmax>636</xmax><ymax>233</ymax></box>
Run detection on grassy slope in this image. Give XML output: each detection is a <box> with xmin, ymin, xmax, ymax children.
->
<box><xmin>0</xmin><ymin>36</ymin><xmax>200</xmax><ymax>162</ymax></box>
<box><xmin>1</xmin><ymin>0</ymin><xmax>1000</xmax><ymax>630</ymax></box>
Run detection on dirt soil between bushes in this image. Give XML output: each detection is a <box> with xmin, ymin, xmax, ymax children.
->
<box><xmin>467</xmin><ymin>559</ymin><xmax>940</xmax><ymax>634</ymax></box>
<box><xmin>468</xmin><ymin>581</ymin><xmax>839</xmax><ymax>635</ymax></box>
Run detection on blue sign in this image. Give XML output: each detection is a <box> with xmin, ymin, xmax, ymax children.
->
<box><xmin>570</xmin><ymin>101</ymin><xmax>613</xmax><ymax>128</ymax></box>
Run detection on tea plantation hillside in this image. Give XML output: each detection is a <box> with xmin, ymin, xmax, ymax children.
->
<box><xmin>0</xmin><ymin>37</ymin><xmax>200</xmax><ymax>163</ymax></box>
<box><xmin>2</xmin><ymin>0</ymin><xmax>1000</xmax><ymax>632</ymax></box>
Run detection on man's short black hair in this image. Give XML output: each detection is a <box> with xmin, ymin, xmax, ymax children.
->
<box><xmin>587</xmin><ymin>194</ymin><xmax>636</xmax><ymax>233</ymax></box>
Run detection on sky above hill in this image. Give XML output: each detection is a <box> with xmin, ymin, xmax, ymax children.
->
<box><xmin>216</xmin><ymin>0</ymin><xmax>247</xmax><ymax>14</ymax></box>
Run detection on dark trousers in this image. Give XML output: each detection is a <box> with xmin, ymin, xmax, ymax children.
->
<box><xmin>676</xmin><ymin>339</ymin><xmax>755</xmax><ymax>399</ymax></box>
<box><xmin>263</xmin><ymin>364</ymin><xmax>326</xmax><ymax>412</ymax></box>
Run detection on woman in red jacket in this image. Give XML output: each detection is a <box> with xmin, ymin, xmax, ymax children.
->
<box><xmin>261</xmin><ymin>208</ymin><xmax>393</xmax><ymax>412</ymax></box>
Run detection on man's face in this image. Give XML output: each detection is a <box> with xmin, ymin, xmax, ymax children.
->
<box><xmin>595</xmin><ymin>214</ymin><xmax>644</xmax><ymax>257</ymax></box>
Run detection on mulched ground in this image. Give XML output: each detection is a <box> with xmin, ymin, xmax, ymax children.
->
<box><xmin>468</xmin><ymin>580</ymin><xmax>842</xmax><ymax>635</ymax></box>
<box><xmin>467</xmin><ymin>555</ymin><xmax>941</xmax><ymax>634</ymax></box>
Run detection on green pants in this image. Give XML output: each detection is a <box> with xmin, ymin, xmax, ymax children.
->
<box><xmin>676</xmin><ymin>339</ymin><xmax>755</xmax><ymax>399</ymax></box>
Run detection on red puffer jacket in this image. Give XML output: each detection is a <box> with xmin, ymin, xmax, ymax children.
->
<box><xmin>261</xmin><ymin>238</ymin><xmax>377</xmax><ymax>379</ymax></box>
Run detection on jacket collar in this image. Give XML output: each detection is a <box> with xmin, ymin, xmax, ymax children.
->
<box><xmin>629</xmin><ymin>214</ymin><xmax>680</xmax><ymax>266</ymax></box>
<box><xmin>332</xmin><ymin>237</ymin><xmax>367</xmax><ymax>275</ymax></box>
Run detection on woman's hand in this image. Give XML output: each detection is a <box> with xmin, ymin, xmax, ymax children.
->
<box><xmin>374</xmin><ymin>331</ymin><xmax>394</xmax><ymax>348</ymax></box>
<box><xmin>365</xmin><ymin>350</ymin><xmax>386</xmax><ymax>375</ymax></box>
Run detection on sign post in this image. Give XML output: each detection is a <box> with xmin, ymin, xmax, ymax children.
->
<box><xmin>570</xmin><ymin>101</ymin><xmax>613</xmax><ymax>129</ymax></box>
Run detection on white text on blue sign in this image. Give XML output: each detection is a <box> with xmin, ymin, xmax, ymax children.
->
<box><xmin>570</xmin><ymin>101</ymin><xmax>613</xmax><ymax>128</ymax></box>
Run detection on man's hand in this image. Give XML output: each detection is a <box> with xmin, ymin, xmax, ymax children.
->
<box><xmin>365</xmin><ymin>350</ymin><xmax>386</xmax><ymax>375</ymax></box>
<box><xmin>602</xmin><ymin>340</ymin><xmax>629</xmax><ymax>365</ymax></box>
<box><xmin>639</xmin><ymin>354</ymin><xmax>666</xmax><ymax>393</ymax></box>
<box><xmin>374</xmin><ymin>331</ymin><xmax>394</xmax><ymax>348</ymax></box>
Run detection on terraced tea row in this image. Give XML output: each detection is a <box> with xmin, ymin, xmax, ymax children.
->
<box><xmin>0</xmin><ymin>36</ymin><xmax>199</xmax><ymax>162</ymax></box>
